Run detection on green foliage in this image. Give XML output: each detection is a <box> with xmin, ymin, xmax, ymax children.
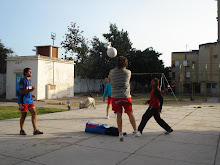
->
<box><xmin>103</xmin><ymin>23</ymin><xmax>132</xmax><ymax>58</ymax></box>
<box><xmin>61</xmin><ymin>22</ymin><xmax>169</xmax><ymax>79</ymax></box>
<box><xmin>61</xmin><ymin>22</ymin><xmax>90</xmax><ymax>78</ymax></box>
<box><xmin>0</xmin><ymin>40</ymin><xmax>13</xmax><ymax>73</ymax></box>
<box><xmin>87</xmin><ymin>37</ymin><xmax>116</xmax><ymax>79</ymax></box>
<box><xmin>0</xmin><ymin>106</ymin><xmax>67</xmax><ymax>120</ymax></box>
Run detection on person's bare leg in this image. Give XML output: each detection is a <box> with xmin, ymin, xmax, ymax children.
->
<box><xmin>116</xmin><ymin>112</ymin><xmax>122</xmax><ymax>133</ymax></box>
<box><xmin>127</xmin><ymin>112</ymin><xmax>137</xmax><ymax>131</ymax></box>
<box><xmin>106</xmin><ymin>104</ymin><xmax>110</xmax><ymax>116</ymax></box>
<box><xmin>20</xmin><ymin>112</ymin><xmax>27</xmax><ymax>130</ymax></box>
<box><xmin>29</xmin><ymin>107</ymin><xmax>37</xmax><ymax>131</ymax></box>
<box><xmin>117</xmin><ymin>112</ymin><xmax>124</xmax><ymax>141</ymax></box>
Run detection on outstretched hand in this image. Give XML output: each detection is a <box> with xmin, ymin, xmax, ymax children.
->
<box><xmin>144</xmin><ymin>100</ymin><xmax>150</xmax><ymax>105</ymax></box>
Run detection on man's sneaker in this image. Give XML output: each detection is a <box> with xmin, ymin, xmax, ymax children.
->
<box><xmin>165</xmin><ymin>128</ymin><xmax>173</xmax><ymax>134</ymax></box>
<box><xmin>119</xmin><ymin>133</ymin><xmax>124</xmax><ymax>142</ymax></box>
<box><xmin>105</xmin><ymin>115</ymin><xmax>110</xmax><ymax>119</ymax></box>
<box><xmin>133</xmin><ymin>130</ymin><xmax>141</xmax><ymax>137</ymax></box>
<box><xmin>33</xmin><ymin>130</ymin><xmax>43</xmax><ymax>135</ymax></box>
<box><xmin>20</xmin><ymin>130</ymin><xmax>26</xmax><ymax>135</ymax></box>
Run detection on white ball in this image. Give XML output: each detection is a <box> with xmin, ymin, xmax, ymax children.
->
<box><xmin>107</xmin><ymin>47</ymin><xmax>117</xmax><ymax>58</ymax></box>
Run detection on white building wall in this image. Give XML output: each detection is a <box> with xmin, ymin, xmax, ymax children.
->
<box><xmin>37</xmin><ymin>60</ymin><xmax>54</xmax><ymax>99</ymax></box>
<box><xmin>6</xmin><ymin>55</ymin><xmax>74</xmax><ymax>100</ymax></box>
<box><xmin>53</xmin><ymin>61</ymin><xmax>74</xmax><ymax>98</ymax></box>
<box><xmin>0</xmin><ymin>73</ymin><xmax>6</xmax><ymax>96</ymax></box>
<box><xmin>6</xmin><ymin>57</ymin><xmax>38</xmax><ymax>99</ymax></box>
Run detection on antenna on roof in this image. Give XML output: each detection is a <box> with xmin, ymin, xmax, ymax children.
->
<box><xmin>51</xmin><ymin>32</ymin><xmax>56</xmax><ymax>45</ymax></box>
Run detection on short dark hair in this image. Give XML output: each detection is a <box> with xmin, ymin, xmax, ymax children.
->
<box><xmin>88</xmin><ymin>93</ymin><xmax>93</xmax><ymax>98</ymax></box>
<box><xmin>152</xmin><ymin>78</ymin><xmax>159</xmax><ymax>86</ymax></box>
<box><xmin>116</xmin><ymin>56</ymin><xmax>128</xmax><ymax>69</ymax></box>
<box><xmin>23</xmin><ymin>68</ymin><xmax>31</xmax><ymax>76</ymax></box>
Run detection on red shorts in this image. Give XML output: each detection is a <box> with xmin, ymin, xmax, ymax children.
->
<box><xmin>111</xmin><ymin>98</ymin><xmax>132</xmax><ymax>113</ymax></box>
<box><xmin>107</xmin><ymin>96</ymin><xmax>112</xmax><ymax>105</ymax></box>
<box><xmin>19</xmin><ymin>103</ymin><xmax>35</xmax><ymax>112</ymax></box>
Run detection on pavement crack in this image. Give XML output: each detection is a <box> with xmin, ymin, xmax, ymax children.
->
<box><xmin>214</xmin><ymin>132</ymin><xmax>220</xmax><ymax>165</ymax></box>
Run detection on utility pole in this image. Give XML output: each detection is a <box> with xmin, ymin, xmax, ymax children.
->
<box><xmin>219</xmin><ymin>64</ymin><xmax>220</xmax><ymax>102</ymax></box>
<box><xmin>216</xmin><ymin>0</ymin><xmax>220</xmax><ymax>41</ymax></box>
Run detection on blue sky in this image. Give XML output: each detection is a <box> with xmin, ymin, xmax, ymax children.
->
<box><xmin>0</xmin><ymin>0</ymin><xmax>217</xmax><ymax>66</ymax></box>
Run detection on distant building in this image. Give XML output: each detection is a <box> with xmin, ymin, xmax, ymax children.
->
<box><xmin>171</xmin><ymin>44</ymin><xmax>220</xmax><ymax>96</ymax></box>
<box><xmin>6</xmin><ymin>45</ymin><xmax>75</xmax><ymax>100</ymax></box>
<box><xmin>171</xmin><ymin>50</ymin><xmax>199</xmax><ymax>94</ymax></box>
<box><xmin>171</xmin><ymin>0</ymin><xmax>220</xmax><ymax>97</ymax></box>
<box><xmin>199</xmin><ymin>42</ymin><xmax>220</xmax><ymax>96</ymax></box>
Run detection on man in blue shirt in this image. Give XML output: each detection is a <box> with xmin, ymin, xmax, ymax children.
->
<box><xmin>103</xmin><ymin>78</ymin><xmax>112</xmax><ymax>119</ymax></box>
<box><xmin>18</xmin><ymin>68</ymin><xmax>43</xmax><ymax>135</ymax></box>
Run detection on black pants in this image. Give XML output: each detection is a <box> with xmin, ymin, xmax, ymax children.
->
<box><xmin>138</xmin><ymin>107</ymin><xmax>171</xmax><ymax>134</ymax></box>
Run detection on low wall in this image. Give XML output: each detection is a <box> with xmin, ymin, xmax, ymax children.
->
<box><xmin>74</xmin><ymin>78</ymin><xmax>105</xmax><ymax>93</ymax></box>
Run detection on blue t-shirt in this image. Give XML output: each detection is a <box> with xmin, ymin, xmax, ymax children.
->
<box><xmin>18</xmin><ymin>77</ymin><xmax>33</xmax><ymax>104</ymax></box>
<box><xmin>103</xmin><ymin>83</ymin><xmax>111</xmax><ymax>98</ymax></box>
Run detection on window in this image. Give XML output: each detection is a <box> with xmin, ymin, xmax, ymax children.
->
<box><xmin>212</xmin><ymin>83</ymin><xmax>217</xmax><ymax>88</ymax></box>
<box><xmin>213</xmin><ymin>54</ymin><xmax>218</xmax><ymax>58</ymax></box>
<box><xmin>172</xmin><ymin>72</ymin><xmax>175</xmax><ymax>78</ymax></box>
<box><xmin>207</xmin><ymin>83</ymin><xmax>211</xmax><ymax>89</ymax></box>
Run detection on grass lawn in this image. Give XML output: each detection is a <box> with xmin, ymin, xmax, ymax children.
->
<box><xmin>0</xmin><ymin>106</ymin><xmax>67</xmax><ymax>120</ymax></box>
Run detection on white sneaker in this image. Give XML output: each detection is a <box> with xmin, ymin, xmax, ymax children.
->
<box><xmin>119</xmin><ymin>134</ymin><xmax>124</xmax><ymax>142</ymax></box>
<box><xmin>105</xmin><ymin>115</ymin><xmax>110</xmax><ymax>119</ymax></box>
<box><xmin>133</xmin><ymin>130</ymin><xmax>141</xmax><ymax>137</ymax></box>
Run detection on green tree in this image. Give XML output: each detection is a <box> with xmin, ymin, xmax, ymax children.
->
<box><xmin>0</xmin><ymin>40</ymin><xmax>13</xmax><ymax>73</ymax></box>
<box><xmin>61</xmin><ymin>22</ymin><xmax>90</xmax><ymax>77</ymax></box>
<box><xmin>103</xmin><ymin>23</ymin><xmax>132</xmax><ymax>58</ymax></box>
<box><xmin>61</xmin><ymin>22</ymin><xmax>168</xmax><ymax>80</ymax></box>
<box><xmin>86</xmin><ymin>37</ymin><xmax>118</xmax><ymax>79</ymax></box>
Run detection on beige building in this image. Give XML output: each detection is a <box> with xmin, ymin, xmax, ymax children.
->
<box><xmin>171</xmin><ymin>50</ymin><xmax>199</xmax><ymax>95</ymax></box>
<box><xmin>171</xmin><ymin>44</ymin><xmax>220</xmax><ymax>96</ymax></box>
<box><xmin>199</xmin><ymin>42</ymin><xmax>220</xmax><ymax>95</ymax></box>
<box><xmin>171</xmin><ymin>0</ymin><xmax>220</xmax><ymax>97</ymax></box>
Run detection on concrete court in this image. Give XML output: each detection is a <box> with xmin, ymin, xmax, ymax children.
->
<box><xmin>0</xmin><ymin>100</ymin><xmax>220</xmax><ymax>165</ymax></box>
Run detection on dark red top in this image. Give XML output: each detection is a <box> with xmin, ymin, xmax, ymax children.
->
<box><xmin>149</xmin><ymin>86</ymin><xmax>163</xmax><ymax>109</ymax></box>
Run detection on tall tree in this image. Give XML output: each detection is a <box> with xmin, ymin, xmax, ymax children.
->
<box><xmin>103</xmin><ymin>23</ymin><xmax>133</xmax><ymax>58</ymax></box>
<box><xmin>88</xmin><ymin>37</ymin><xmax>116</xmax><ymax>79</ymax></box>
<box><xmin>129</xmin><ymin>47</ymin><xmax>165</xmax><ymax>73</ymax></box>
<box><xmin>0</xmin><ymin>40</ymin><xmax>13</xmax><ymax>73</ymax></box>
<box><xmin>61</xmin><ymin>22</ymin><xmax>90</xmax><ymax>77</ymax></box>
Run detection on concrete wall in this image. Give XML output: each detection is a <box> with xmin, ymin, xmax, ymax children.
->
<box><xmin>37</xmin><ymin>57</ymin><xmax>74</xmax><ymax>99</ymax></box>
<box><xmin>6</xmin><ymin>56</ymin><xmax>38</xmax><ymax>99</ymax></box>
<box><xmin>74</xmin><ymin>78</ymin><xmax>105</xmax><ymax>93</ymax></box>
<box><xmin>199</xmin><ymin>42</ymin><xmax>220</xmax><ymax>82</ymax></box>
<box><xmin>6</xmin><ymin>55</ymin><xmax>75</xmax><ymax>100</ymax></box>
<box><xmin>0</xmin><ymin>73</ymin><xmax>6</xmax><ymax>96</ymax></box>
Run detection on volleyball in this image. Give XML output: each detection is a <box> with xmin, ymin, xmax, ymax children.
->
<box><xmin>107</xmin><ymin>47</ymin><xmax>117</xmax><ymax>58</ymax></box>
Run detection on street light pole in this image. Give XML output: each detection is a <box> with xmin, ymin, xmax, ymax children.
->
<box><xmin>205</xmin><ymin>64</ymin><xmax>208</xmax><ymax>101</ymax></box>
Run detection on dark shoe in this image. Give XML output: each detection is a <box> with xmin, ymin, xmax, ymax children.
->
<box><xmin>33</xmin><ymin>130</ymin><xmax>43</xmax><ymax>135</ymax></box>
<box><xmin>20</xmin><ymin>130</ymin><xmax>26</xmax><ymax>135</ymax></box>
<box><xmin>165</xmin><ymin>128</ymin><xmax>173</xmax><ymax>134</ymax></box>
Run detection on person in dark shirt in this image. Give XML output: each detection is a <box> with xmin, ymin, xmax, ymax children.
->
<box><xmin>138</xmin><ymin>78</ymin><xmax>173</xmax><ymax>134</ymax></box>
